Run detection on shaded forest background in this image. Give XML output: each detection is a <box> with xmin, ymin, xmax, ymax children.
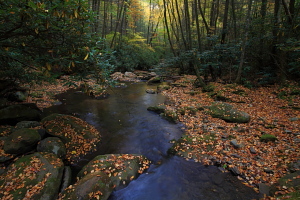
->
<box><xmin>0</xmin><ymin>0</ymin><xmax>299</xmax><ymax>87</ymax></box>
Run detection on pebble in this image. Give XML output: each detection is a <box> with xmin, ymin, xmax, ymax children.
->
<box><xmin>249</xmin><ymin>146</ymin><xmax>257</xmax><ymax>154</ymax></box>
<box><xmin>289</xmin><ymin>117</ymin><xmax>299</xmax><ymax>121</ymax></box>
<box><xmin>284</xmin><ymin>129</ymin><xmax>293</xmax><ymax>134</ymax></box>
<box><xmin>230</xmin><ymin>139</ymin><xmax>244</xmax><ymax>148</ymax></box>
<box><xmin>263</xmin><ymin>167</ymin><xmax>274</xmax><ymax>173</ymax></box>
<box><xmin>258</xmin><ymin>183</ymin><xmax>270</xmax><ymax>196</ymax></box>
<box><xmin>231</xmin><ymin>154</ymin><xmax>241</xmax><ymax>158</ymax></box>
<box><xmin>229</xmin><ymin>166</ymin><xmax>241</xmax><ymax>176</ymax></box>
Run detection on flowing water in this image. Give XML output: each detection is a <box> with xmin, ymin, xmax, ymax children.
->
<box><xmin>44</xmin><ymin>82</ymin><xmax>261</xmax><ymax>200</ymax></box>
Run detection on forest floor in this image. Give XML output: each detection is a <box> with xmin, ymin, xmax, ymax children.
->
<box><xmin>162</xmin><ymin>75</ymin><xmax>300</xmax><ymax>199</ymax></box>
<box><xmin>21</xmin><ymin>75</ymin><xmax>300</xmax><ymax>199</ymax></box>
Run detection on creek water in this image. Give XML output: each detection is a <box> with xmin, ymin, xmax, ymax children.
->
<box><xmin>44</xmin><ymin>82</ymin><xmax>260</xmax><ymax>200</ymax></box>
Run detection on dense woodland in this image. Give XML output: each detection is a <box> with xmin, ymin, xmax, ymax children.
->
<box><xmin>1</xmin><ymin>1</ymin><xmax>300</xmax><ymax>199</ymax></box>
<box><xmin>0</xmin><ymin>0</ymin><xmax>299</xmax><ymax>86</ymax></box>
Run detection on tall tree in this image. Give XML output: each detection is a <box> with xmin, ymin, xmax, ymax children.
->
<box><xmin>221</xmin><ymin>0</ymin><xmax>230</xmax><ymax>44</ymax></box>
<box><xmin>235</xmin><ymin>0</ymin><xmax>252</xmax><ymax>83</ymax></box>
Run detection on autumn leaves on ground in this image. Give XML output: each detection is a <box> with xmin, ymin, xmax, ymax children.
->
<box><xmin>162</xmin><ymin>75</ymin><xmax>300</xmax><ymax>198</ymax></box>
<box><xmin>5</xmin><ymin>74</ymin><xmax>300</xmax><ymax>199</ymax></box>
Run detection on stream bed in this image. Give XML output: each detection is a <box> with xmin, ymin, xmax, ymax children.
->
<box><xmin>44</xmin><ymin>82</ymin><xmax>261</xmax><ymax>200</ymax></box>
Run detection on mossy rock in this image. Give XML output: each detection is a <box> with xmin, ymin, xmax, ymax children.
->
<box><xmin>147</xmin><ymin>76</ymin><xmax>161</xmax><ymax>84</ymax></box>
<box><xmin>0</xmin><ymin>104</ymin><xmax>42</xmax><ymax>125</ymax></box>
<box><xmin>15</xmin><ymin>121</ymin><xmax>41</xmax><ymax>129</ymax></box>
<box><xmin>41</xmin><ymin>114</ymin><xmax>101</xmax><ymax>164</ymax></box>
<box><xmin>161</xmin><ymin>110</ymin><xmax>178</xmax><ymax>123</ymax></box>
<box><xmin>37</xmin><ymin>137</ymin><xmax>67</xmax><ymax>159</ymax></box>
<box><xmin>207</xmin><ymin>102</ymin><xmax>250</xmax><ymax>123</ymax></box>
<box><xmin>0</xmin><ymin>152</ymin><xmax>64</xmax><ymax>200</ymax></box>
<box><xmin>4</xmin><ymin>128</ymin><xmax>41</xmax><ymax>154</ymax></box>
<box><xmin>260</xmin><ymin>134</ymin><xmax>277</xmax><ymax>142</ymax></box>
<box><xmin>147</xmin><ymin>105</ymin><xmax>166</xmax><ymax>114</ymax></box>
<box><xmin>59</xmin><ymin>171</ymin><xmax>113</xmax><ymax>200</ymax></box>
<box><xmin>77</xmin><ymin>154</ymin><xmax>150</xmax><ymax>187</ymax></box>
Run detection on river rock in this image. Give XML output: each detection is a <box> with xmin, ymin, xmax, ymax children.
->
<box><xmin>0</xmin><ymin>103</ymin><xmax>42</xmax><ymax>125</ymax></box>
<box><xmin>0</xmin><ymin>137</ymin><xmax>15</xmax><ymax>162</ymax></box>
<box><xmin>124</xmin><ymin>72</ymin><xmax>137</xmax><ymax>78</ymax></box>
<box><xmin>147</xmin><ymin>76</ymin><xmax>161</xmax><ymax>84</ymax></box>
<box><xmin>37</xmin><ymin>137</ymin><xmax>67</xmax><ymax>159</ymax></box>
<box><xmin>230</xmin><ymin>139</ymin><xmax>244</xmax><ymax>149</ymax></box>
<box><xmin>0</xmin><ymin>152</ymin><xmax>64</xmax><ymax>200</ymax></box>
<box><xmin>41</xmin><ymin>114</ymin><xmax>101</xmax><ymax>165</ymax></box>
<box><xmin>59</xmin><ymin>154</ymin><xmax>150</xmax><ymax>200</ymax></box>
<box><xmin>157</xmin><ymin>82</ymin><xmax>171</xmax><ymax>92</ymax></box>
<box><xmin>207</xmin><ymin>101</ymin><xmax>250</xmax><ymax>123</ymax></box>
<box><xmin>15</xmin><ymin>121</ymin><xmax>41</xmax><ymax>129</ymax></box>
<box><xmin>4</xmin><ymin>128</ymin><xmax>41</xmax><ymax>154</ymax></box>
<box><xmin>77</xmin><ymin>154</ymin><xmax>150</xmax><ymax>187</ymax></box>
<box><xmin>147</xmin><ymin>105</ymin><xmax>166</xmax><ymax>114</ymax></box>
<box><xmin>59</xmin><ymin>171</ymin><xmax>114</xmax><ymax>200</ymax></box>
<box><xmin>8</xmin><ymin>91</ymin><xmax>27</xmax><ymax>102</ymax></box>
<box><xmin>146</xmin><ymin>89</ymin><xmax>156</xmax><ymax>94</ymax></box>
<box><xmin>60</xmin><ymin>166</ymin><xmax>72</xmax><ymax>193</ymax></box>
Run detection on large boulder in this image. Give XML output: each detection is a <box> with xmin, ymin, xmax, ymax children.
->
<box><xmin>207</xmin><ymin>102</ymin><xmax>250</xmax><ymax>123</ymax></box>
<box><xmin>59</xmin><ymin>154</ymin><xmax>150</xmax><ymax>200</ymax></box>
<box><xmin>15</xmin><ymin>121</ymin><xmax>41</xmax><ymax>129</ymax></box>
<box><xmin>41</xmin><ymin>114</ymin><xmax>101</xmax><ymax>165</ymax></box>
<box><xmin>0</xmin><ymin>103</ymin><xmax>42</xmax><ymax>125</ymax></box>
<box><xmin>0</xmin><ymin>152</ymin><xmax>64</xmax><ymax>200</ymax></box>
<box><xmin>0</xmin><ymin>137</ymin><xmax>15</xmax><ymax>162</ymax></box>
<box><xmin>58</xmin><ymin>171</ymin><xmax>114</xmax><ymax>200</ymax></box>
<box><xmin>4</xmin><ymin>128</ymin><xmax>41</xmax><ymax>154</ymax></box>
<box><xmin>37</xmin><ymin>137</ymin><xmax>67</xmax><ymax>159</ymax></box>
<box><xmin>77</xmin><ymin>154</ymin><xmax>150</xmax><ymax>186</ymax></box>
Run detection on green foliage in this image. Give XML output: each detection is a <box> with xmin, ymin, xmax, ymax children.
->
<box><xmin>84</xmin><ymin>40</ymin><xmax>117</xmax><ymax>85</ymax></box>
<box><xmin>112</xmin><ymin>33</ymin><xmax>161</xmax><ymax>71</ymax></box>
<box><xmin>0</xmin><ymin>0</ymin><xmax>95</xmax><ymax>83</ymax></box>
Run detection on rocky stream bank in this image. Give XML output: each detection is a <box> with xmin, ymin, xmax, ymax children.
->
<box><xmin>0</xmin><ymin>71</ymin><xmax>299</xmax><ymax>199</ymax></box>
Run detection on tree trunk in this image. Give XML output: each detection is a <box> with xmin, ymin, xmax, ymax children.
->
<box><xmin>235</xmin><ymin>0</ymin><xmax>252</xmax><ymax>83</ymax></box>
<box><xmin>198</xmin><ymin>0</ymin><xmax>210</xmax><ymax>36</ymax></box>
<box><xmin>194</xmin><ymin>0</ymin><xmax>202</xmax><ymax>50</ymax></box>
<box><xmin>221</xmin><ymin>0</ymin><xmax>230</xmax><ymax>44</ymax></box>
<box><xmin>163</xmin><ymin>0</ymin><xmax>176</xmax><ymax>56</ymax></box>
<box><xmin>174</xmin><ymin>0</ymin><xmax>187</xmax><ymax>50</ymax></box>
<box><xmin>231</xmin><ymin>0</ymin><xmax>237</xmax><ymax>40</ymax></box>
<box><xmin>184</xmin><ymin>0</ymin><xmax>192</xmax><ymax>49</ymax></box>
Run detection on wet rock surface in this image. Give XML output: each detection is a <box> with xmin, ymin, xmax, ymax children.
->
<box><xmin>0</xmin><ymin>103</ymin><xmax>42</xmax><ymax>125</ymax></box>
<box><xmin>0</xmin><ymin>152</ymin><xmax>64</xmax><ymax>200</ymax></box>
<box><xmin>41</xmin><ymin>114</ymin><xmax>101</xmax><ymax>165</ymax></box>
<box><xmin>4</xmin><ymin>128</ymin><xmax>41</xmax><ymax>154</ymax></box>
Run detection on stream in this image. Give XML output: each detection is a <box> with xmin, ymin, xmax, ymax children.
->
<box><xmin>44</xmin><ymin>82</ymin><xmax>261</xmax><ymax>200</ymax></box>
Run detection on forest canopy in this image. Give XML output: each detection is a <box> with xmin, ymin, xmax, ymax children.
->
<box><xmin>0</xmin><ymin>0</ymin><xmax>299</xmax><ymax>86</ymax></box>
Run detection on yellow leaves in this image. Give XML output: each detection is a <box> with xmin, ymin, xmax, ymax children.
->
<box><xmin>71</xmin><ymin>151</ymin><xmax>77</xmax><ymax>155</ymax></box>
<box><xmin>45</xmin><ymin>63</ymin><xmax>51</xmax><ymax>71</ymax></box>
<box><xmin>74</xmin><ymin>9</ymin><xmax>78</xmax><ymax>18</ymax></box>
<box><xmin>45</xmin><ymin>20</ymin><xmax>50</xmax><ymax>29</ymax></box>
<box><xmin>84</xmin><ymin>53</ymin><xmax>89</xmax><ymax>60</ymax></box>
